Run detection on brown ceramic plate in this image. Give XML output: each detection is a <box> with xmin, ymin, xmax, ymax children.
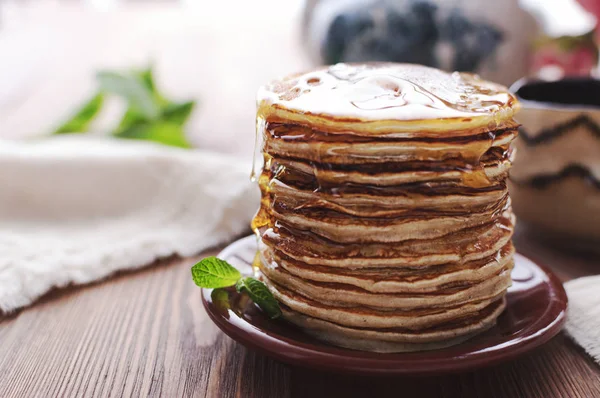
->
<box><xmin>202</xmin><ymin>236</ymin><xmax>567</xmax><ymax>376</ymax></box>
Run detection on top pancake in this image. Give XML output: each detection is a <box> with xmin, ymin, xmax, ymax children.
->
<box><xmin>257</xmin><ymin>63</ymin><xmax>519</xmax><ymax>137</ymax></box>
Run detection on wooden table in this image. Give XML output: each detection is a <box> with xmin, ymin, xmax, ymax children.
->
<box><xmin>1</xmin><ymin>226</ymin><xmax>599</xmax><ymax>398</ymax></box>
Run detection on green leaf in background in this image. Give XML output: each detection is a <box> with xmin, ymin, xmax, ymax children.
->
<box><xmin>112</xmin><ymin>68</ymin><xmax>196</xmax><ymax>148</ymax></box>
<box><xmin>162</xmin><ymin>101</ymin><xmax>195</xmax><ymax>125</ymax></box>
<box><xmin>52</xmin><ymin>92</ymin><xmax>105</xmax><ymax>134</ymax></box>
<box><xmin>138</xmin><ymin>68</ymin><xmax>156</xmax><ymax>92</ymax></box>
<box><xmin>236</xmin><ymin>277</ymin><xmax>282</xmax><ymax>319</ymax></box>
<box><xmin>136</xmin><ymin>67</ymin><xmax>169</xmax><ymax>108</ymax></box>
<box><xmin>116</xmin><ymin>68</ymin><xmax>162</xmax><ymax>131</ymax></box>
<box><xmin>117</xmin><ymin>107</ymin><xmax>148</xmax><ymax>131</ymax></box>
<box><xmin>191</xmin><ymin>257</ymin><xmax>242</xmax><ymax>289</ymax></box>
<box><xmin>116</xmin><ymin>68</ymin><xmax>163</xmax><ymax>130</ymax></box>
<box><xmin>96</xmin><ymin>70</ymin><xmax>161</xmax><ymax>120</ymax></box>
<box><xmin>51</xmin><ymin>66</ymin><xmax>197</xmax><ymax>148</ymax></box>
<box><xmin>117</xmin><ymin>100</ymin><xmax>194</xmax><ymax>132</ymax></box>
<box><xmin>114</xmin><ymin>121</ymin><xmax>191</xmax><ymax>148</ymax></box>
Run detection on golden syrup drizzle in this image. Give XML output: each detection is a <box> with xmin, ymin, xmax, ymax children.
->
<box><xmin>250</xmin><ymin>110</ymin><xmax>267</xmax><ymax>183</ymax></box>
<box><xmin>258</xmin><ymin>63</ymin><xmax>517</xmax><ymax>126</ymax></box>
<box><xmin>250</xmin><ymin>164</ymin><xmax>273</xmax><ymax>233</ymax></box>
<box><xmin>460</xmin><ymin>168</ymin><xmax>491</xmax><ymax>188</ymax></box>
<box><xmin>250</xmin><ymin>133</ymin><xmax>270</xmax><ymax>267</ymax></box>
<box><xmin>251</xmin><ymin>251</ymin><xmax>262</xmax><ymax>277</ymax></box>
<box><xmin>251</xmin><ymin>104</ymin><xmax>277</xmax><ymax>239</ymax></box>
<box><xmin>458</xmin><ymin>142</ymin><xmax>494</xmax><ymax>188</ymax></box>
<box><xmin>454</xmin><ymin>125</ymin><xmax>502</xmax><ymax>188</ymax></box>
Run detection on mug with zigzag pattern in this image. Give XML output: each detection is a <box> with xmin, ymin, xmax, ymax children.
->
<box><xmin>509</xmin><ymin>78</ymin><xmax>600</xmax><ymax>249</ymax></box>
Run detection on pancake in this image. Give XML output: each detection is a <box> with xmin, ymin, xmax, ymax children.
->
<box><xmin>270</xmin><ymin>178</ymin><xmax>508</xmax><ymax>217</ymax></box>
<box><xmin>271</xmin><ymin>201</ymin><xmax>508</xmax><ymax>243</ymax></box>
<box><xmin>264</xmin><ymin>122</ymin><xmax>518</xmax><ymax>165</ymax></box>
<box><xmin>273</xmin><ymin>155</ymin><xmax>513</xmax><ymax>187</ymax></box>
<box><xmin>252</xmin><ymin>63</ymin><xmax>519</xmax><ymax>351</ymax></box>
<box><xmin>257</xmin><ymin>63</ymin><xmax>519</xmax><ymax>136</ymax></box>
<box><xmin>261</xmin><ymin>213</ymin><xmax>514</xmax><ymax>268</ymax></box>
<box><xmin>281</xmin><ymin>298</ymin><xmax>505</xmax><ymax>352</ymax></box>
<box><xmin>261</xmin><ymin>243</ymin><xmax>515</xmax><ymax>293</ymax></box>
<box><xmin>260</xmin><ymin>266</ymin><xmax>512</xmax><ymax>311</ymax></box>
<box><xmin>267</xmin><ymin>277</ymin><xmax>507</xmax><ymax>331</ymax></box>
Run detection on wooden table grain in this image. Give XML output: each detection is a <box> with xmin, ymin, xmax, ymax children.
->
<box><xmin>1</xmin><ymin>227</ymin><xmax>599</xmax><ymax>398</ymax></box>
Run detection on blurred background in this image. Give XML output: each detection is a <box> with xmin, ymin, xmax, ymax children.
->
<box><xmin>1</xmin><ymin>0</ymin><xmax>600</xmax><ymax>315</ymax></box>
<box><xmin>0</xmin><ymin>0</ymin><xmax>598</xmax><ymax>161</ymax></box>
<box><xmin>2</xmin><ymin>0</ymin><xmax>600</xmax><ymax>253</ymax></box>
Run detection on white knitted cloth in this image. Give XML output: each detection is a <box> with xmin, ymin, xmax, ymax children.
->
<box><xmin>564</xmin><ymin>276</ymin><xmax>600</xmax><ymax>365</ymax></box>
<box><xmin>0</xmin><ymin>136</ymin><xmax>259</xmax><ymax>313</ymax></box>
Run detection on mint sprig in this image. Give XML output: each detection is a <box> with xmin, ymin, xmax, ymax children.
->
<box><xmin>211</xmin><ymin>289</ymin><xmax>231</xmax><ymax>311</ymax></box>
<box><xmin>236</xmin><ymin>277</ymin><xmax>282</xmax><ymax>319</ymax></box>
<box><xmin>191</xmin><ymin>256</ymin><xmax>241</xmax><ymax>288</ymax></box>
<box><xmin>191</xmin><ymin>257</ymin><xmax>281</xmax><ymax>319</ymax></box>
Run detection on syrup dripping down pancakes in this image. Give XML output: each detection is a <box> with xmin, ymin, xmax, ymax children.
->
<box><xmin>252</xmin><ymin>63</ymin><xmax>520</xmax><ymax>352</ymax></box>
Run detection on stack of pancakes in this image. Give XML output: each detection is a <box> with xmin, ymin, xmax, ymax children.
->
<box><xmin>253</xmin><ymin>63</ymin><xmax>520</xmax><ymax>352</ymax></box>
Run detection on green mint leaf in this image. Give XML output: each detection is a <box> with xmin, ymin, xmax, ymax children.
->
<box><xmin>53</xmin><ymin>92</ymin><xmax>104</xmax><ymax>134</ymax></box>
<box><xmin>191</xmin><ymin>257</ymin><xmax>241</xmax><ymax>288</ymax></box>
<box><xmin>97</xmin><ymin>70</ymin><xmax>160</xmax><ymax>119</ymax></box>
<box><xmin>236</xmin><ymin>277</ymin><xmax>281</xmax><ymax>319</ymax></box>
<box><xmin>162</xmin><ymin>101</ymin><xmax>196</xmax><ymax>125</ymax></box>
<box><xmin>113</xmin><ymin>121</ymin><xmax>192</xmax><ymax>148</ymax></box>
<box><xmin>211</xmin><ymin>289</ymin><xmax>231</xmax><ymax>311</ymax></box>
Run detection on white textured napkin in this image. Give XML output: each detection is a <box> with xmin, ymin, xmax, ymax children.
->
<box><xmin>564</xmin><ymin>276</ymin><xmax>600</xmax><ymax>364</ymax></box>
<box><xmin>0</xmin><ymin>136</ymin><xmax>259</xmax><ymax>313</ymax></box>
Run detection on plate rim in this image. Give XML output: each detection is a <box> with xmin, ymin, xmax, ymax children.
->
<box><xmin>201</xmin><ymin>236</ymin><xmax>568</xmax><ymax>376</ymax></box>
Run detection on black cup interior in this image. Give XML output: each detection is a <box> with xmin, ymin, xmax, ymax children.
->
<box><xmin>515</xmin><ymin>78</ymin><xmax>600</xmax><ymax>107</ymax></box>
